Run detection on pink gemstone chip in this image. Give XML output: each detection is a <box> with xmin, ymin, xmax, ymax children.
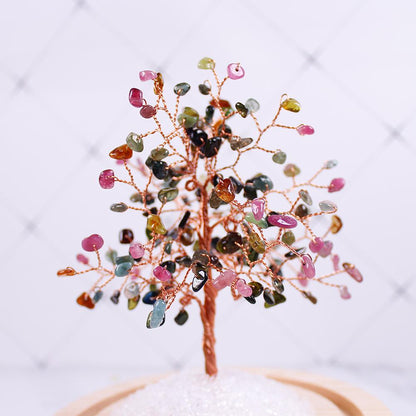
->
<box><xmin>309</xmin><ymin>237</ymin><xmax>324</xmax><ymax>253</ymax></box>
<box><xmin>81</xmin><ymin>234</ymin><xmax>104</xmax><ymax>252</ymax></box>
<box><xmin>129</xmin><ymin>242</ymin><xmax>145</xmax><ymax>259</ymax></box>
<box><xmin>251</xmin><ymin>198</ymin><xmax>265</xmax><ymax>221</ymax></box>
<box><xmin>130</xmin><ymin>266</ymin><xmax>140</xmax><ymax>279</ymax></box>
<box><xmin>153</xmin><ymin>265</ymin><xmax>172</xmax><ymax>282</ymax></box>
<box><xmin>128</xmin><ymin>88</ymin><xmax>143</xmax><ymax>108</ymax></box>
<box><xmin>332</xmin><ymin>254</ymin><xmax>340</xmax><ymax>271</ymax></box>
<box><xmin>99</xmin><ymin>169</ymin><xmax>115</xmax><ymax>189</ymax></box>
<box><xmin>318</xmin><ymin>240</ymin><xmax>333</xmax><ymax>258</ymax></box>
<box><xmin>235</xmin><ymin>279</ymin><xmax>252</xmax><ymax>297</ymax></box>
<box><xmin>213</xmin><ymin>269</ymin><xmax>236</xmax><ymax>291</ymax></box>
<box><xmin>296</xmin><ymin>124</ymin><xmax>315</xmax><ymax>136</ymax></box>
<box><xmin>139</xmin><ymin>70</ymin><xmax>157</xmax><ymax>81</ymax></box>
<box><xmin>301</xmin><ymin>254</ymin><xmax>316</xmax><ymax>279</ymax></box>
<box><xmin>76</xmin><ymin>254</ymin><xmax>89</xmax><ymax>265</ymax></box>
<box><xmin>267</xmin><ymin>214</ymin><xmax>297</xmax><ymax>229</ymax></box>
<box><xmin>328</xmin><ymin>178</ymin><xmax>345</xmax><ymax>193</ymax></box>
<box><xmin>345</xmin><ymin>265</ymin><xmax>363</xmax><ymax>283</ymax></box>
<box><xmin>227</xmin><ymin>63</ymin><xmax>245</xmax><ymax>80</ymax></box>
<box><xmin>140</xmin><ymin>105</ymin><xmax>157</xmax><ymax>119</ymax></box>
<box><xmin>340</xmin><ymin>286</ymin><xmax>351</xmax><ymax>299</ymax></box>
<box><xmin>297</xmin><ymin>271</ymin><xmax>308</xmax><ymax>287</ymax></box>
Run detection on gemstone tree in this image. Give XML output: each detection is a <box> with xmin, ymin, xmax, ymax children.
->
<box><xmin>58</xmin><ymin>58</ymin><xmax>362</xmax><ymax>376</ymax></box>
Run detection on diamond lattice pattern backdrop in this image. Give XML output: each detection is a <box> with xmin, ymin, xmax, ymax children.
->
<box><xmin>0</xmin><ymin>1</ymin><xmax>415</xmax><ymax>415</ymax></box>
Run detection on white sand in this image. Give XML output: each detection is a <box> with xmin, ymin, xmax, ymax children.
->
<box><xmin>112</xmin><ymin>369</ymin><xmax>314</xmax><ymax>416</ymax></box>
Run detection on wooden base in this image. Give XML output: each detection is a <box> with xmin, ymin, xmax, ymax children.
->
<box><xmin>55</xmin><ymin>369</ymin><xmax>391</xmax><ymax>416</ymax></box>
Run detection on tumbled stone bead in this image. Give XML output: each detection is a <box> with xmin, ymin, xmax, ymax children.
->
<box><xmin>282</xmin><ymin>231</ymin><xmax>295</xmax><ymax>246</ymax></box>
<box><xmin>152</xmin><ymin>161</ymin><xmax>169</xmax><ymax>179</ymax></box>
<box><xmin>251</xmin><ymin>198</ymin><xmax>265</xmax><ymax>221</ymax></box>
<box><xmin>324</xmin><ymin>160</ymin><xmax>338</xmax><ymax>169</ymax></box>
<box><xmin>319</xmin><ymin>200</ymin><xmax>337</xmax><ymax>212</ymax></box>
<box><xmin>198</xmin><ymin>82</ymin><xmax>211</xmax><ymax>95</ymax></box>
<box><xmin>302</xmin><ymin>291</ymin><xmax>317</xmax><ymax>304</ymax></box>
<box><xmin>296</xmin><ymin>124</ymin><xmax>315</xmax><ymax>136</ymax></box>
<box><xmin>299</xmin><ymin>189</ymin><xmax>312</xmax><ymax>206</ymax></box>
<box><xmin>318</xmin><ymin>240</ymin><xmax>333</xmax><ymax>258</ymax></box>
<box><xmin>301</xmin><ymin>254</ymin><xmax>316</xmax><ymax>279</ymax></box>
<box><xmin>245</xmin><ymin>212</ymin><xmax>268</xmax><ymax>228</ymax></box>
<box><xmin>161</xmin><ymin>261</ymin><xmax>176</xmax><ymax>274</ymax></box>
<box><xmin>179</xmin><ymin>225</ymin><xmax>194</xmax><ymax>245</ymax></box>
<box><xmin>147</xmin><ymin>214</ymin><xmax>167</xmax><ymax>235</ymax></box>
<box><xmin>249</xmin><ymin>233</ymin><xmax>266</xmax><ymax>253</ymax></box>
<box><xmin>92</xmin><ymin>290</ymin><xmax>103</xmax><ymax>304</ymax></box>
<box><xmin>99</xmin><ymin>169</ymin><xmax>115</xmax><ymax>189</ymax></box>
<box><xmin>343</xmin><ymin>263</ymin><xmax>363</xmax><ymax>282</ymax></box>
<box><xmin>115</xmin><ymin>254</ymin><xmax>134</xmax><ymax>266</ymax></box>
<box><xmin>309</xmin><ymin>237</ymin><xmax>324</xmax><ymax>253</ymax></box>
<box><xmin>272</xmin><ymin>151</ymin><xmax>286</xmax><ymax>164</ymax></box>
<box><xmin>76</xmin><ymin>254</ymin><xmax>89</xmax><ymax>265</ymax></box>
<box><xmin>128</xmin><ymin>296</ymin><xmax>140</xmax><ymax>310</ymax></box>
<box><xmin>77</xmin><ymin>292</ymin><xmax>95</xmax><ymax>309</ymax></box>
<box><xmin>273</xmin><ymin>279</ymin><xmax>285</xmax><ymax>293</ymax></box>
<box><xmin>149</xmin><ymin>299</ymin><xmax>166</xmax><ymax>328</ymax></box>
<box><xmin>215</xmin><ymin>178</ymin><xmax>235</xmax><ymax>203</ymax></box>
<box><xmin>282</xmin><ymin>97</ymin><xmax>301</xmax><ymax>112</ymax></box>
<box><xmin>229</xmin><ymin>137</ymin><xmax>252</xmax><ymax>150</ymax></box>
<box><xmin>128</xmin><ymin>88</ymin><xmax>143</xmax><ymax>107</ymax></box>
<box><xmin>201</xmin><ymin>136</ymin><xmax>222</xmax><ymax>158</ymax></box>
<box><xmin>187</xmin><ymin>128</ymin><xmax>207</xmax><ymax>147</ymax></box>
<box><xmin>235</xmin><ymin>102</ymin><xmax>248</xmax><ymax>118</ymax></box>
<box><xmin>158</xmin><ymin>187</ymin><xmax>178</xmax><ymax>203</ymax></box>
<box><xmin>82</xmin><ymin>234</ymin><xmax>104</xmax><ymax>252</ymax></box>
<box><xmin>332</xmin><ymin>254</ymin><xmax>340</xmax><ymax>271</ymax></box>
<box><xmin>178</xmin><ymin>112</ymin><xmax>198</xmax><ymax>128</ymax></box>
<box><xmin>110</xmin><ymin>202</ymin><xmax>128</xmax><ymax>212</ymax></box>
<box><xmin>129</xmin><ymin>242</ymin><xmax>144</xmax><ymax>259</ymax></box>
<box><xmin>227</xmin><ymin>63</ymin><xmax>245</xmax><ymax>79</ymax></box>
<box><xmin>236</xmin><ymin>279</ymin><xmax>252</xmax><ymax>297</ymax></box>
<box><xmin>110</xmin><ymin>290</ymin><xmax>120</xmax><ymax>304</ymax></box>
<box><xmin>142</xmin><ymin>290</ymin><xmax>159</xmax><ymax>305</ymax></box>
<box><xmin>139</xmin><ymin>70</ymin><xmax>157</xmax><ymax>81</ymax></box>
<box><xmin>192</xmin><ymin>249</ymin><xmax>210</xmax><ymax>266</ymax></box>
<box><xmin>253</xmin><ymin>174</ymin><xmax>273</xmax><ymax>192</ymax></box>
<box><xmin>145</xmin><ymin>157</ymin><xmax>155</xmax><ymax>169</ymax></box>
<box><xmin>153</xmin><ymin>265</ymin><xmax>172</xmax><ymax>282</ymax></box>
<box><xmin>267</xmin><ymin>214</ymin><xmax>297</xmax><ymax>229</ymax></box>
<box><xmin>119</xmin><ymin>229</ymin><xmax>134</xmax><ymax>244</ymax></box>
<box><xmin>205</xmin><ymin>105</ymin><xmax>214</xmax><ymax>123</ymax></box>
<box><xmin>151</xmin><ymin>147</ymin><xmax>169</xmax><ymax>161</ymax></box>
<box><xmin>340</xmin><ymin>286</ymin><xmax>351</xmax><ymax>300</ymax></box>
<box><xmin>174</xmin><ymin>309</ymin><xmax>189</xmax><ymax>325</ymax></box>
<box><xmin>213</xmin><ymin>269</ymin><xmax>236</xmax><ymax>290</ymax></box>
<box><xmin>328</xmin><ymin>178</ymin><xmax>345</xmax><ymax>193</ymax></box>
<box><xmin>126</xmin><ymin>132</ymin><xmax>144</xmax><ymax>152</ymax></box>
<box><xmin>174</xmin><ymin>82</ymin><xmax>190</xmax><ymax>96</ymax></box>
<box><xmin>248</xmin><ymin>281</ymin><xmax>263</xmax><ymax>297</ymax></box>
<box><xmin>285</xmin><ymin>247</ymin><xmax>306</xmax><ymax>259</ymax></box>
<box><xmin>263</xmin><ymin>288</ymin><xmax>286</xmax><ymax>306</ymax></box>
<box><xmin>283</xmin><ymin>163</ymin><xmax>300</xmax><ymax>177</ymax></box>
<box><xmin>140</xmin><ymin>105</ymin><xmax>157</xmax><ymax>119</ymax></box>
<box><xmin>192</xmin><ymin>270</ymin><xmax>208</xmax><ymax>292</ymax></box>
<box><xmin>198</xmin><ymin>57</ymin><xmax>215</xmax><ymax>70</ymax></box>
<box><xmin>245</xmin><ymin>98</ymin><xmax>260</xmax><ymax>113</ymax></box>
<box><xmin>244</xmin><ymin>182</ymin><xmax>257</xmax><ymax>200</ymax></box>
<box><xmin>124</xmin><ymin>282</ymin><xmax>140</xmax><ymax>299</ymax></box>
<box><xmin>109</xmin><ymin>144</ymin><xmax>133</xmax><ymax>160</ymax></box>
<box><xmin>115</xmin><ymin>261</ymin><xmax>133</xmax><ymax>277</ymax></box>
<box><xmin>216</xmin><ymin>232</ymin><xmax>243</xmax><ymax>254</ymax></box>
<box><xmin>175</xmin><ymin>255</ymin><xmax>192</xmax><ymax>267</ymax></box>
<box><xmin>295</xmin><ymin>204</ymin><xmax>309</xmax><ymax>218</ymax></box>
<box><xmin>106</xmin><ymin>248</ymin><xmax>118</xmax><ymax>264</ymax></box>
<box><xmin>153</xmin><ymin>72</ymin><xmax>164</xmax><ymax>94</ymax></box>
<box><xmin>331</xmin><ymin>215</ymin><xmax>343</xmax><ymax>234</ymax></box>
<box><xmin>57</xmin><ymin>267</ymin><xmax>76</xmax><ymax>277</ymax></box>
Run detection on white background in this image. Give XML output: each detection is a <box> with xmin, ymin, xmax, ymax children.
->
<box><xmin>0</xmin><ymin>0</ymin><xmax>415</xmax><ymax>414</ymax></box>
